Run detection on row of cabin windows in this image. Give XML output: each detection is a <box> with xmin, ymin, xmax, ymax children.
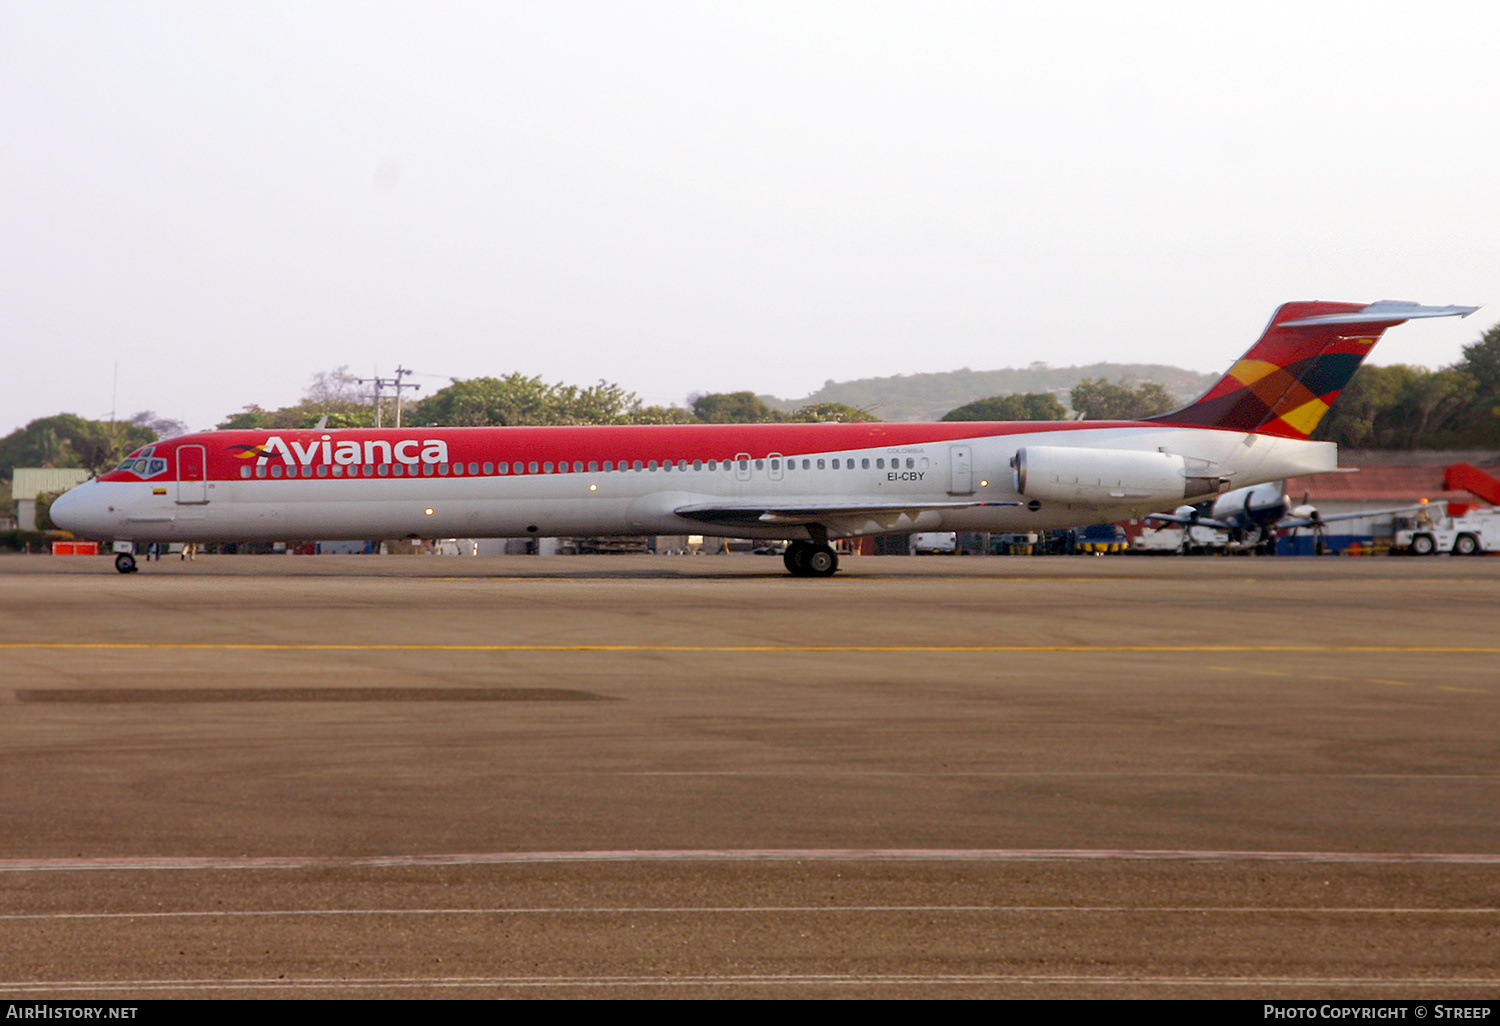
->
<box><xmin>238</xmin><ymin>456</ymin><xmax>926</xmax><ymax>479</ymax></box>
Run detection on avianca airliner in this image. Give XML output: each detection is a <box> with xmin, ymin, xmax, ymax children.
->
<box><xmin>51</xmin><ymin>300</ymin><xmax>1476</xmax><ymax>576</ymax></box>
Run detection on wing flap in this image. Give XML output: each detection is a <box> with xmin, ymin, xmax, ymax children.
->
<box><xmin>676</xmin><ymin>500</ymin><xmax>1020</xmax><ymax>529</ymax></box>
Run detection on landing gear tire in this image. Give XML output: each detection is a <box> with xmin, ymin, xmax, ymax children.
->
<box><xmin>782</xmin><ymin>540</ymin><xmax>838</xmax><ymax>577</ymax></box>
<box><xmin>115</xmin><ymin>553</ymin><xmax>138</xmax><ymax>574</ymax></box>
<box><xmin>804</xmin><ymin>543</ymin><xmax>838</xmax><ymax>577</ymax></box>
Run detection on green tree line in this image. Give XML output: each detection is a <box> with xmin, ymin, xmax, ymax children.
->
<box><xmin>1312</xmin><ymin>322</ymin><xmax>1500</xmax><ymax>447</ymax></box>
<box><xmin>217</xmin><ymin>373</ymin><xmax>878</xmax><ymax>430</ymax></box>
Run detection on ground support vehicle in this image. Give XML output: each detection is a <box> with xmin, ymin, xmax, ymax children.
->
<box><xmin>1395</xmin><ymin>507</ymin><xmax>1500</xmax><ymax>555</ymax></box>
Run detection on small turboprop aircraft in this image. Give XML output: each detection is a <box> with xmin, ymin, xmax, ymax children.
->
<box><xmin>51</xmin><ymin>300</ymin><xmax>1475</xmax><ymax>575</ymax></box>
<box><xmin>1146</xmin><ymin>481</ymin><xmax>1427</xmax><ymax>554</ymax></box>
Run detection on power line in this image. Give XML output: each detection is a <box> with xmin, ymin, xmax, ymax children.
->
<box><xmin>357</xmin><ymin>367</ymin><xmax>422</xmax><ymax>428</ymax></box>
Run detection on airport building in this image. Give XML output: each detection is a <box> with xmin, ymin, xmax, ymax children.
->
<box><xmin>11</xmin><ymin>468</ymin><xmax>92</xmax><ymax>531</ymax></box>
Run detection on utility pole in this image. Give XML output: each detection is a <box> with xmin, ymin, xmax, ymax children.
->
<box><xmin>393</xmin><ymin>366</ymin><xmax>418</xmax><ymax>428</ymax></box>
<box><xmin>358</xmin><ymin>368</ymin><xmax>421</xmax><ymax>428</ymax></box>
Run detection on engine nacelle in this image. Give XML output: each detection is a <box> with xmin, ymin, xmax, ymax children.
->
<box><xmin>1012</xmin><ymin>446</ymin><xmax>1226</xmax><ymax>504</ymax></box>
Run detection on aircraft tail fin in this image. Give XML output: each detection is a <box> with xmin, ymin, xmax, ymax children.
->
<box><xmin>1146</xmin><ymin>301</ymin><xmax>1477</xmax><ymax>439</ymax></box>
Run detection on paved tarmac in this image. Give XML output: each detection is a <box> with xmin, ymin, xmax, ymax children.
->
<box><xmin>2</xmin><ymin>552</ymin><xmax>1498</xmax><ymax>998</ymax></box>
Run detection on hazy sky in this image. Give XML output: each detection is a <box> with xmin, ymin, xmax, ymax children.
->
<box><xmin>3</xmin><ymin>1</ymin><xmax>1497</xmax><ymax>435</ymax></box>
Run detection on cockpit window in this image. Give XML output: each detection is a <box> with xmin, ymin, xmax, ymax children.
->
<box><xmin>115</xmin><ymin>451</ymin><xmax>168</xmax><ymax>479</ymax></box>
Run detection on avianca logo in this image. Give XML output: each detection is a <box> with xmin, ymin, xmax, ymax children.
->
<box><xmin>240</xmin><ymin>435</ymin><xmax>452</xmax><ymax>466</ymax></box>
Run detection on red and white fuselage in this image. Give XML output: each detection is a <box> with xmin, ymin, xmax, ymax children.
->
<box><xmin>49</xmin><ymin>301</ymin><xmax>1478</xmax><ymax>566</ymax></box>
<box><xmin>52</xmin><ymin>420</ymin><xmax>1338</xmax><ymax>544</ymax></box>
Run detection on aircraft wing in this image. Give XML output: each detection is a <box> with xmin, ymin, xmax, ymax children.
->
<box><xmin>1143</xmin><ymin>512</ymin><xmax>1236</xmax><ymax>529</ymax></box>
<box><xmin>675</xmin><ymin>500</ymin><xmax>1021</xmax><ymax>529</ymax></box>
<box><xmin>1277</xmin><ymin>504</ymin><xmax>1429</xmax><ymax>530</ymax></box>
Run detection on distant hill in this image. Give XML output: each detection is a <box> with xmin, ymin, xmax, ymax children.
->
<box><xmin>766</xmin><ymin>363</ymin><xmax>1219</xmax><ymax>422</ymax></box>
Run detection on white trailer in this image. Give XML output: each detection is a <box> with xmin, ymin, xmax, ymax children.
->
<box><xmin>1131</xmin><ymin>524</ymin><xmax>1231</xmax><ymax>554</ymax></box>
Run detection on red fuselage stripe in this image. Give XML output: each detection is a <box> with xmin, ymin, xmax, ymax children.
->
<box><xmin>102</xmin><ymin>420</ymin><xmax>1173</xmax><ymax>483</ymax></box>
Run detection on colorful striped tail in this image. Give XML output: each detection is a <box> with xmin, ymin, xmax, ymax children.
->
<box><xmin>1147</xmin><ymin>301</ymin><xmax>1477</xmax><ymax>439</ymax></box>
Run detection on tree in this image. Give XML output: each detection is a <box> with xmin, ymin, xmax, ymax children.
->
<box><xmin>1457</xmin><ymin>321</ymin><xmax>1500</xmax><ymax>396</ymax></box>
<box><xmin>410</xmin><ymin>375</ymin><xmax>645</xmax><ymax>426</ymax></box>
<box><xmin>216</xmin><ymin>367</ymin><xmax>387</xmax><ymax>430</ymax></box>
<box><xmin>786</xmin><ymin>402</ymin><xmax>879</xmax><ymax>423</ymax></box>
<box><xmin>1314</xmin><ymin>364</ymin><xmax>1478</xmax><ymax>449</ymax></box>
<box><xmin>33</xmin><ymin>490</ymin><xmax>65</xmax><ymax>532</ymax></box>
<box><xmin>1069</xmin><ymin>379</ymin><xmax>1177</xmax><ymax>420</ymax></box>
<box><xmin>627</xmin><ymin>405</ymin><xmax>697</xmax><ymax>425</ymax></box>
<box><xmin>941</xmin><ymin>393</ymin><xmax>1067</xmax><ymax>422</ymax></box>
<box><xmin>217</xmin><ymin>405</ymin><xmax>269</xmax><ymax>431</ymax></box>
<box><xmin>1453</xmin><ymin>321</ymin><xmax>1500</xmax><ymax>445</ymax></box>
<box><xmin>690</xmin><ymin>392</ymin><xmax>782</xmax><ymax>423</ymax></box>
<box><xmin>304</xmin><ymin>365</ymin><xmax>365</xmax><ymax>405</ymax></box>
<box><xmin>216</xmin><ymin>400</ymin><xmax>376</xmax><ymax>431</ymax></box>
<box><xmin>0</xmin><ymin>415</ymin><xmax>156</xmax><ymax>479</ymax></box>
<box><xmin>130</xmin><ymin>411</ymin><xmax>189</xmax><ymax>439</ymax></box>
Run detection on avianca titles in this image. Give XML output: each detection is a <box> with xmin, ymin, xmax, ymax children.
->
<box><xmin>51</xmin><ymin>300</ymin><xmax>1477</xmax><ymax>576</ymax></box>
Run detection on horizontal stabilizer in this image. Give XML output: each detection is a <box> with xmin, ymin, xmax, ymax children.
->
<box><xmin>1279</xmin><ymin>301</ymin><xmax>1477</xmax><ymax>328</ymax></box>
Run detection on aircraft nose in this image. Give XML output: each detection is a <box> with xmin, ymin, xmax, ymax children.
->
<box><xmin>49</xmin><ymin>483</ymin><xmax>96</xmax><ymax>534</ymax></box>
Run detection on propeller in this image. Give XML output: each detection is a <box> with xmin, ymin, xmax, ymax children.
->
<box><xmin>1172</xmin><ymin>504</ymin><xmax>1200</xmax><ymax>554</ymax></box>
<box><xmin>1287</xmin><ymin>492</ymin><xmax>1327</xmax><ymax>555</ymax></box>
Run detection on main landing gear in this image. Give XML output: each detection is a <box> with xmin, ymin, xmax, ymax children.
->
<box><xmin>783</xmin><ymin>540</ymin><xmax>839</xmax><ymax>577</ymax></box>
<box><xmin>115</xmin><ymin>553</ymin><xmax>138</xmax><ymax>574</ymax></box>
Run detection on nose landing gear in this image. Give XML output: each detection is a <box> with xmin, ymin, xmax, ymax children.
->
<box><xmin>115</xmin><ymin>553</ymin><xmax>138</xmax><ymax>574</ymax></box>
